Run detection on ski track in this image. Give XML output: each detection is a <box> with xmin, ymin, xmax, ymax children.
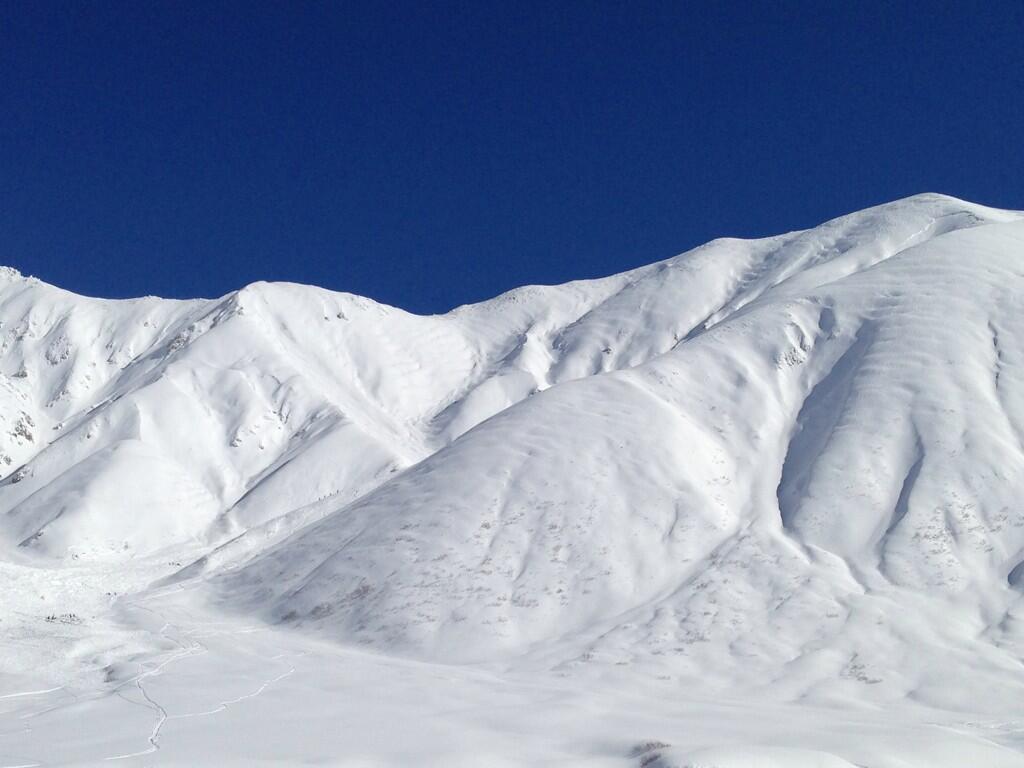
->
<box><xmin>98</xmin><ymin>594</ymin><xmax>300</xmax><ymax>762</ymax></box>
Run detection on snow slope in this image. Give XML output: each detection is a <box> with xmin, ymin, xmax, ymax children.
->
<box><xmin>3</xmin><ymin>193</ymin><xmax>1024</xmax><ymax>766</ymax></box>
<box><xmin>216</xmin><ymin>195</ymin><xmax>1024</xmax><ymax>705</ymax></box>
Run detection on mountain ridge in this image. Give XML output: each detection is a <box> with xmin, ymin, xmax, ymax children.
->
<box><xmin>5</xmin><ymin>194</ymin><xmax>1024</xmax><ymax>766</ymax></box>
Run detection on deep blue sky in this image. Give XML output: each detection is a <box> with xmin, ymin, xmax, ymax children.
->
<box><xmin>2</xmin><ymin>3</ymin><xmax>1022</xmax><ymax>313</ymax></box>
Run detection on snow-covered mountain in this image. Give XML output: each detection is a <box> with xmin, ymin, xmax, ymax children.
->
<box><xmin>4</xmin><ymin>193</ymin><xmax>1024</xmax><ymax>767</ymax></box>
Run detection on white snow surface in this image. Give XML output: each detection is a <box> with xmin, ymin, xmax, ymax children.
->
<box><xmin>3</xmin><ymin>194</ymin><xmax>1024</xmax><ymax>765</ymax></box>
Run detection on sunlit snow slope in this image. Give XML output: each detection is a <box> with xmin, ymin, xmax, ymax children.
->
<box><xmin>4</xmin><ymin>193</ymin><xmax>1024</xmax><ymax>716</ymax></box>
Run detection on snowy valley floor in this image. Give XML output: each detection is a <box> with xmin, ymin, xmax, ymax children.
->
<box><xmin>1</xmin><ymin>557</ymin><xmax>1023</xmax><ymax>768</ymax></box>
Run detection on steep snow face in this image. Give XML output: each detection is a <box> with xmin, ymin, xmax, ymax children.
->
<box><xmin>4</xmin><ymin>194</ymin><xmax>1024</xmax><ymax>710</ymax></box>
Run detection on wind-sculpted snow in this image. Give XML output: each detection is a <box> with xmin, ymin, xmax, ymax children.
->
<box><xmin>4</xmin><ymin>194</ymin><xmax>1024</xmax><ymax>765</ymax></box>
